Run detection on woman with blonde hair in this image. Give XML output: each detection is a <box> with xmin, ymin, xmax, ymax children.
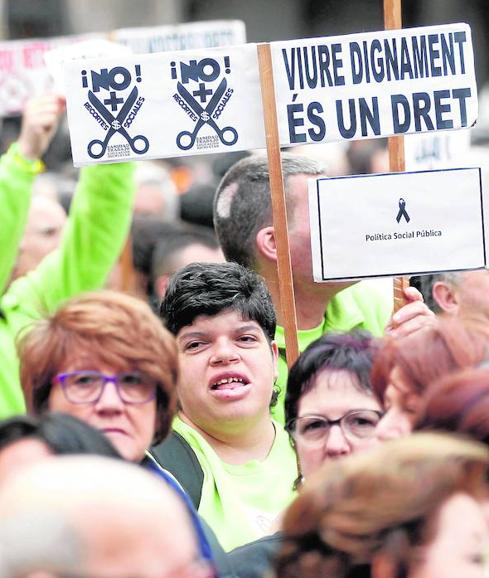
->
<box><xmin>274</xmin><ymin>433</ymin><xmax>489</xmax><ymax>578</ymax></box>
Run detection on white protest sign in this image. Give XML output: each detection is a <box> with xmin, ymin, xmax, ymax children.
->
<box><xmin>404</xmin><ymin>128</ymin><xmax>471</xmax><ymax>170</ymax></box>
<box><xmin>309</xmin><ymin>168</ymin><xmax>485</xmax><ymax>281</ymax></box>
<box><xmin>113</xmin><ymin>20</ymin><xmax>246</xmax><ymax>53</ymax></box>
<box><xmin>0</xmin><ymin>33</ymin><xmax>99</xmax><ymax>116</ymax></box>
<box><xmin>64</xmin><ymin>44</ymin><xmax>264</xmax><ymax>166</ymax></box>
<box><xmin>44</xmin><ymin>39</ymin><xmax>133</xmax><ymax>95</ymax></box>
<box><xmin>271</xmin><ymin>23</ymin><xmax>477</xmax><ymax>145</ymax></box>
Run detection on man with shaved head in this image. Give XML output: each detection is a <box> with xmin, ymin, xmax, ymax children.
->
<box><xmin>0</xmin><ymin>456</ymin><xmax>211</xmax><ymax>578</ymax></box>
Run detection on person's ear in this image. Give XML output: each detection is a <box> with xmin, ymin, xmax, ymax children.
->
<box><xmin>154</xmin><ymin>274</ymin><xmax>171</xmax><ymax>300</ymax></box>
<box><xmin>270</xmin><ymin>340</ymin><xmax>279</xmax><ymax>381</ymax></box>
<box><xmin>255</xmin><ymin>226</ymin><xmax>277</xmax><ymax>263</ymax></box>
<box><xmin>371</xmin><ymin>552</ymin><xmax>398</xmax><ymax>578</ymax></box>
<box><xmin>432</xmin><ymin>281</ymin><xmax>460</xmax><ymax>314</ymax></box>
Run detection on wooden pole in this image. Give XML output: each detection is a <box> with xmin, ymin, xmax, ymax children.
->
<box><xmin>119</xmin><ymin>235</ymin><xmax>137</xmax><ymax>293</ymax></box>
<box><xmin>384</xmin><ymin>0</ymin><xmax>410</xmax><ymax>311</ymax></box>
<box><xmin>257</xmin><ymin>43</ymin><xmax>300</xmax><ymax>368</ymax></box>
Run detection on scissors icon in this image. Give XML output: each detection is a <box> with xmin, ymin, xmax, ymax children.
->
<box><xmin>176</xmin><ymin>78</ymin><xmax>238</xmax><ymax>151</ymax></box>
<box><xmin>87</xmin><ymin>87</ymin><xmax>149</xmax><ymax>159</ymax></box>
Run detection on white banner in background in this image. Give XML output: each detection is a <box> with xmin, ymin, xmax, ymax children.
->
<box><xmin>404</xmin><ymin>128</ymin><xmax>471</xmax><ymax>170</ymax></box>
<box><xmin>0</xmin><ymin>34</ymin><xmax>98</xmax><ymax>116</ymax></box>
<box><xmin>113</xmin><ymin>20</ymin><xmax>246</xmax><ymax>53</ymax></box>
<box><xmin>309</xmin><ymin>168</ymin><xmax>485</xmax><ymax>281</ymax></box>
<box><xmin>271</xmin><ymin>23</ymin><xmax>477</xmax><ymax>145</ymax></box>
<box><xmin>0</xmin><ymin>20</ymin><xmax>245</xmax><ymax>118</ymax></box>
<box><xmin>64</xmin><ymin>45</ymin><xmax>264</xmax><ymax>166</ymax></box>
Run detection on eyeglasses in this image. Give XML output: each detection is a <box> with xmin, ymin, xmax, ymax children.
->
<box><xmin>54</xmin><ymin>371</ymin><xmax>157</xmax><ymax>405</ymax></box>
<box><xmin>287</xmin><ymin>410</ymin><xmax>383</xmax><ymax>445</ymax></box>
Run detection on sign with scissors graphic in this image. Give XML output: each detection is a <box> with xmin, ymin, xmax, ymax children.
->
<box><xmin>64</xmin><ymin>44</ymin><xmax>264</xmax><ymax>165</ymax></box>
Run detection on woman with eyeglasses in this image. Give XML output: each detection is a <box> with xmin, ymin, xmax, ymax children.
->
<box><xmin>17</xmin><ymin>290</ymin><xmax>232</xmax><ymax>578</ymax></box>
<box><xmin>284</xmin><ymin>330</ymin><xmax>382</xmax><ymax>484</ymax></box>
<box><xmin>230</xmin><ymin>330</ymin><xmax>382</xmax><ymax>578</ymax></box>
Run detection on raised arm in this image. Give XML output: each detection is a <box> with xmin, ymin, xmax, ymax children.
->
<box><xmin>0</xmin><ymin>95</ymin><xmax>63</xmax><ymax>294</ymax></box>
<box><xmin>7</xmin><ymin>160</ymin><xmax>136</xmax><ymax>317</ymax></box>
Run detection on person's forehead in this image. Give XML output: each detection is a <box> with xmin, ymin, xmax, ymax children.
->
<box><xmin>173</xmin><ymin>243</ymin><xmax>224</xmax><ymax>271</ymax></box>
<box><xmin>178</xmin><ymin>309</ymin><xmax>263</xmax><ymax>335</ymax></box>
<box><xmin>306</xmin><ymin>369</ymin><xmax>374</xmax><ymax>400</ymax></box>
<box><xmin>27</xmin><ymin>197</ymin><xmax>66</xmax><ymax>229</ymax></box>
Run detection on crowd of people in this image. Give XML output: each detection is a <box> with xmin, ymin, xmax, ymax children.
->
<box><xmin>1</xmin><ymin>89</ymin><xmax>489</xmax><ymax>578</ymax></box>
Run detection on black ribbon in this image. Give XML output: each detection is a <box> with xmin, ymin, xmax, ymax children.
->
<box><xmin>396</xmin><ymin>198</ymin><xmax>410</xmax><ymax>223</ymax></box>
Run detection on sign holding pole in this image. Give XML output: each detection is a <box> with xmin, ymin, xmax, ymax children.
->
<box><xmin>257</xmin><ymin>43</ymin><xmax>299</xmax><ymax>368</ymax></box>
<box><xmin>384</xmin><ymin>0</ymin><xmax>410</xmax><ymax>310</ymax></box>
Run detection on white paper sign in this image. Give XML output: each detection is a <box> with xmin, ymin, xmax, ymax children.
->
<box><xmin>404</xmin><ymin>128</ymin><xmax>471</xmax><ymax>170</ymax></box>
<box><xmin>44</xmin><ymin>39</ymin><xmax>133</xmax><ymax>95</ymax></box>
<box><xmin>113</xmin><ymin>20</ymin><xmax>246</xmax><ymax>53</ymax></box>
<box><xmin>64</xmin><ymin>44</ymin><xmax>264</xmax><ymax>166</ymax></box>
<box><xmin>309</xmin><ymin>168</ymin><xmax>485</xmax><ymax>281</ymax></box>
<box><xmin>272</xmin><ymin>23</ymin><xmax>477</xmax><ymax>145</ymax></box>
<box><xmin>0</xmin><ymin>33</ymin><xmax>99</xmax><ymax>116</ymax></box>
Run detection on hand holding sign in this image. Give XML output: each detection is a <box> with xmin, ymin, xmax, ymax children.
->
<box><xmin>18</xmin><ymin>94</ymin><xmax>65</xmax><ymax>160</ymax></box>
<box><xmin>385</xmin><ymin>286</ymin><xmax>436</xmax><ymax>339</ymax></box>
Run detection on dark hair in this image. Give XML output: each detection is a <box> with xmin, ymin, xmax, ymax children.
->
<box><xmin>160</xmin><ymin>261</ymin><xmax>276</xmax><ymax>341</ymax></box>
<box><xmin>409</xmin><ymin>273</ymin><xmax>461</xmax><ymax>314</ymax></box>
<box><xmin>285</xmin><ymin>331</ymin><xmax>378</xmax><ymax>428</ymax></box>
<box><xmin>417</xmin><ymin>368</ymin><xmax>489</xmax><ymax>445</ymax></box>
<box><xmin>131</xmin><ymin>216</ymin><xmax>182</xmax><ymax>297</ymax></box>
<box><xmin>0</xmin><ymin>413</ymin><xmax>121</xmax><ymax>458</ymax></box>
<box><xmin>180</xmin><ymin>183</ymin><xmax>218</xmax><ymax>229</ymax></box>
<box><xmin>213</xmin><ymin>153</ymin><xmax>324</xmax><ymax>269</ymax></box>
<box><xmin>151</xmin><ymin>223</ymin><xmax>220</xmax><ymax>281</ymax></box>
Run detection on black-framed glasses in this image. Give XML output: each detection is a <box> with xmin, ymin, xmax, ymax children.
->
<box><xmin>54</xmin><ymin>371</ymin><xmax>157</xmax><ymax>405</ymax></box>
<box><xmin>287</xmin><ymin>410</ymin><xmax>383</xmax><ymax>445</ymax></box>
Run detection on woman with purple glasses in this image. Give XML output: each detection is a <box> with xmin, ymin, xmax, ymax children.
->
<box><xmin>17</xmin><ymin>289</ymin><xmax>232</xmax><ymax>578</ymax></box>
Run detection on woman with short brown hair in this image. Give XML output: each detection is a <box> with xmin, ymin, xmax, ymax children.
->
<box><xmin>19</xmin><ymin>289</ymin><xmax>178</xmax><ymax>455</ymax></box>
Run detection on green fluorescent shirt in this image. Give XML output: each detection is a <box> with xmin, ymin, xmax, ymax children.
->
<box><xmin>0</xmin><ymin>151</ymin><xmax>135</xmax><ymax>419</ymax></box>
<box><xmin>272</xmin><ymin>279</ymin><xmax>393</xmax><ymax>424</ymax></box>
<box><xmin>173</xmin><ymin>417</ymin><xmax>297</xmax><ymax>552</ymax></box>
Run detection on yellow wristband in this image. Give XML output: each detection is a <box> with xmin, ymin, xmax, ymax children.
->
<box><xmin>9</xmin><ymin>142</ymin><xmax>45</xmax><ymax>175</ymax></box>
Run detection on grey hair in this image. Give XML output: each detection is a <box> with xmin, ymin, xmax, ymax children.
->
<box><xmin>410</xmin><ymin>272</ymin><xmax>462</xmax><ymax>313</ymax></box>
<box><xmin>213</xmin><ymin>153</ymin><xmax>325</xmax><ymax>269</ymax></box>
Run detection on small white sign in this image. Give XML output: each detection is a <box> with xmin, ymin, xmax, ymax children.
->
<box><xmin>309</xmin><ymin>168</ymin><xmax>485</xmax><ymax>281</ymax></box>
<box><xmin>0</xmin><ymin>33</ymin><xmax>99</xmax><ymax>116</ymax></box>
<box><xmin>272</xmin><ymin>23</ymin><xmax>477</xmax><ymax>145</ymax></box>
<box><xmin>64</xmin><ymin>44</ymin><xmax>264</xmax><ymax>166</ymax></box>
<box><xmin>404</xmin><ymin>128</ymin><xmax>471</xmax><ymax>170</ymax></box>
<box><xmin>113</xmin><ymin>20</ymin><xmax>246</xmax><ymax>53</ymax></box>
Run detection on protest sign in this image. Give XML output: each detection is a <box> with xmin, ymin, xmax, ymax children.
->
<box><xmin>271</xmin><ymin>23</ymin><xmax>477</xmax><ymax>145</ymax></box>
<box><xmin>113</xmin><ymin>20</ymin><xmax>246</xmax><ymax>53</ymax></box>
<box><xmin>64</xmin><ymin>44</ymin><xmax>264</xmax><ymax>166</ymax></box>
<box><xmin>0</xmin><ymin>33</ymin><xmax>98</xmax><ymax>116</ymax></box>
<box><xmin>0</xmin><ymin>20</ymin><xmax>245</xmax><ymax>118</ymax></box>
<box><xmin>309</xmin><ymin>168</ymin><xmax>485</xmax><ymax>281</ymax></box>
<box><xmin>44</xmin><ymin>39</ymin><xmax>133</xmax><ymax>94</ymax></box>
<box><xmin>405</xmin><ymin>128</ymin><xmax>471</xmax><ymax>170</ymax></box>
